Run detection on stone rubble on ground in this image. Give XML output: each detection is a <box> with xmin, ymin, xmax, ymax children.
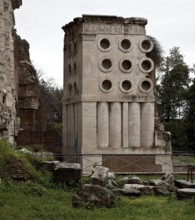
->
<box><xmin>149</xmin><ymin>172</ymin><xmax>174</xmax><ymax>186</ymax></box>
<box><xmin>91</xmin><ymin>165</ymin><xmax>109</xmax><ymax>187</ymax></box>
<box><xmin>42</xmin><ymin>161</ymin><xmax>60</xmax><ymax>171</ymax></box>
<box><xmin>72</xmin><ymin>184</ymin><xmax>116</xmax><ymax>208</ymax></box>
<box><xmin>18</xmin><ymin>148</ymin><xmax>32</xmax><ymax>154</ymax></box>
<box><xmin>18</xmin><ymin>148</ymin><xmax>54</xmax><ymax>160</ymax></box>
<box><xmin>72</xmin><ymin>165</ymin><xmax>195</xmax><ymax>208</ymax></box>
<box><xmin>53</xmin><ymin>162</ymin><xmax>82</xmax><ymax>183</ymax></box>
<box><xmin>174</xmin><ymin>179</ymin><xmax>195</xmax><ymax>189</ymax></box>
<box><xmin>128</xmin><ymin>176</ymin><xmax>143</xmax><ymax>185</ymax></box>
<box><xmin>176</xmin><ymin>188</ymin><xmax>195</xmax><ymax>199</ymax></box>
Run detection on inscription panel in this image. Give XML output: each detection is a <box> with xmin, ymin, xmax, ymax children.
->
<box><xmin>83</xmin><ymin>24</ymin><xmax>145</xmax><ymax>35</ymax></box>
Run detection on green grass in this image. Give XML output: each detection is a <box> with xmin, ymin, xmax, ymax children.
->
<box><xmin>172</xmin><ymin>155</ymin><xmax>195</xmax><ymax>166</ymax></box>
<box><xmin>1</xmin><ymin>140</ymin><xmax>195</xmax><ymax>220</ymax></box>
<box><xmin>0</xmin><ymin>181</ymin><xmax>195</xmax><ymax>220</ymax></box>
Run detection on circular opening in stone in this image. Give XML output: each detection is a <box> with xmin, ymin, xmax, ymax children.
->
<box><xmin>102</xmin><ymin>59</ymin><xmax>112</xmax><ymax>69</ymax></box>
<box><xmin>121</xmin><ymin>39</ymin><xmax>131</xmax><ymax>50</ymax></box>
<box><xmin>142</xmin><ymin>40</ymin><xmax>152</xmax><ymax>51</ymax></box>
<box><xmin>141</xmin><ymin>80</ymin><xmax>151</xmax><ymax>91</ymax></box>
<box><xmin>102</xmin><ymin>80</ymin><xmax>112</xmax><ymax>91</ymax></box>
<box><xmin>100</xmin><ymin>38</ymin><xmax>110</xmax><ymax>50</ymax></box>
<box><xmin>122</xmin><ymin>60</ymin><xmax>132</xmax><ymax>70</ymax></box>
<box><xmin>122</xmin><ymin>80</ymin><xmax>132</xmax><ymax>91</ymax></box>
<box><xmin>141</xmin><ymin>60</ymin><xmax>152</xmax><ymax>71</ymax></box>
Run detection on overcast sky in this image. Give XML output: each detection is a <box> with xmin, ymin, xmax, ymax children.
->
<box><xmin>15</xmin><ymin>0</ymin><xmax>195</xmax><ymax>87</ymax></box>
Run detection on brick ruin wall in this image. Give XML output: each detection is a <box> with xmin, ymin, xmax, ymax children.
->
<box><xmin>0</xmin><ymin>0</ymin><xmax>40</xmax><ymax>144</ymax></box>
<box><xmin>14</xmin><ymin>31</ymin><xmax>40</xmax><ymax>131</ymax></box>
<box><xmin>0</xmin><ymin>0</ymin><xmax>21</xmax><ymax>143</ymax></box>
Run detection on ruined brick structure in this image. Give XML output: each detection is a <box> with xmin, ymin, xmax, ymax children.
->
<box><xmin>62</xmin><ymin>15</ymin><xmax>173</xmax><ymax>174</ymax></box>
<box><xmin>0</xmin><ymin>0</ymin><xmax>22</xmax><ymax>143</ymax></box>
<box><xmin>14</xmin><ymin>32</ymin><xmax>40</xmax><ymax>131</ymax></box>
<box><xmin>0</xmin><ymin>0</ymin><xmax>40</xmax><ymax>144</ymax></box>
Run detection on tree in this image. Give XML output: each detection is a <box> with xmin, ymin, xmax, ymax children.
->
<box><xmin>157</xmin><ymin>47</ymin><xmax>192</xmax><ymax>151</ymax></box>
<box><xmin>36</xmin><ymin>70</ymin><xmax>63</xmax><ymax>132</ymax></box>
<box><xmin>184</xmin><ymin>77</ymin><xmax>195</xmax><ymax>150</ymax></box>
<box><xmin>157</xmin><ymin>47</ymin><xmax>191</xmax><ymax>121</ymax></box>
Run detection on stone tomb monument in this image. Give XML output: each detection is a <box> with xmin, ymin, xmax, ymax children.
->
<box><xmin>62</xmin><ymin>15</ymin><xmax>173</xmax><ymax>174</ymax></box>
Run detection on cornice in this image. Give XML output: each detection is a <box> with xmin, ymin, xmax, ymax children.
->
<box><xmin>62</xmin><ymin>14</ymin><xmax>147</xmax><ymax>33</ymax></box>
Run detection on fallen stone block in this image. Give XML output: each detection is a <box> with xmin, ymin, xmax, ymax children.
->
<box><xmin>122</xmin><ymin>189</ymin><xmax>141</xmax><ymax>197</ymax></box>
<box><xmin>42</xmin><ymin>161</ymin><xmax>60</xmax><ymax>171</ymax></box>
<box><xmin>55</xmin><ymin>162</ymin><xmax>81</xmax><ymax>169</ymax></box>
<box><xmin>33</xmin><ymin>152</ymin><xmax>54</xmax><ymax>160</ymax></box>
<box><xmin>72</xmin><ymin>184</ymin><xmax>116</xmax><ymax>208</ymax></box>
<box><xmin>108</xmin><ymin>172</ymin><xmax>115</xmax><ymax>180</ymax></box>
<box><xmin>91</xmin><ymin>166</ymin><xmax>109</xmax><ymax>187</ymax></box>
<box><xmin>174</xmin><ymin>180</ymin><xmax>195</xmax><ymax>189</ymax></box>
<box><xmin>106</xmin><ymin>179</ymin><xmax>117</xmax><ymax>189</ymax></box>
<box><xmin>54</xmin><ymin>162</ymin><xmax>82</xmax><ymax>183</ymax></box>
<box><xmin>124</xmin><ymin>184</ymin><xmax>146</xmax><ymax>190</ymax></box>
<box><xmin>176</xmin><ymin>188</ymin><xmax>195</xmax><ymax>199</ymax></box>
<box><xmin>117</xmin><ymin>176</ymin><xmax>129</xmax><ymax>185</ymax></box>
<box><xmin>128</xmin><ymin>176</ymin><xmax>143</xmax><ymax>185</ymax></box>
<box><xmin>124</xmin><ymin>184</ymin><xmax>154</xmax><ymax>196</ymax></box>
<box><xmin>139</xmin><ymin>186</ymin><xmax>154</xmax><ymax>196</ymax></box>
<box><xmin>153</xmin><ymin>186</ymin><xmax>171</xmax><ymax>196</ymax></box>
<box><xmin>149</xmin><ymin>179</ymin><xmax>165</xmax><ymax>186</ymax></box>
<box><xmin>18</xmin><ymin>148</ymin><xmax>32</xmax><ymax>154</ymax></box>
<box><xmin>161</xmin><ymin>172</ymin><xmax>174</xmax><ymax>184</ymax></box>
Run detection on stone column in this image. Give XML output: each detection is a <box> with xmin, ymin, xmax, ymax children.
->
<box><xmin>122</xmin><ymin>102</ymin><xmax>128</xmax><ymax>148</ymax></box>
<box><xmin>67</xmin><ymin>104</ymin><xmax>71</xmax><ymax>154</ymax></box>
<box><xmin>97</xmin><ymin>102</ymin><xmax>109</xmax><ymax>147</ymax></box>
<box><xmin>82</xmin><ymin>102</ymin><xmax>97</xmax><ymax>151</ymax></box>
<box><xmin>109</xmin><ymin>102</ymin><xmax>121</xmax><ymax>147</ymax></box>
<box><xmin>62</xmin><ymin>105</ymin><xmax>68</xmax><ymax>154</ymax></box>
<box><xmin>74</xmin><ymin>103</ymin><xmax>78</xmax><ymax>152</ymax></box>
<box><xmin>70</xmin><ymin>104</ymin><xmax>75</xmax><ymax>154</ymax></box>
<box><xmin>128</xmin><ymin>102</ymin><xmax>141</xmax><ymax>147</ymax></box>
<box><xmin>141</xmin><ymin>102</ymin><xmax>154</xmax><ymax>147</ymax></box>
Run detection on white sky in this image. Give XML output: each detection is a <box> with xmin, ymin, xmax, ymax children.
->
<box><xmin>15</xmin><ymin>0</ymin><xmax>195</xmax><ymax>87</ymax></box>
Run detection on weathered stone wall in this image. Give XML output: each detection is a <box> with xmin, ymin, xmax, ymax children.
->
<box><xmin>14</xmin><ymin>31</ymin><xmax>40</xmax><ymax>131</ymax></box>
<box><xmin>0</xmin><ymin>0</ymin><xmax>22</xmax><ymax>143</ymax></box>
